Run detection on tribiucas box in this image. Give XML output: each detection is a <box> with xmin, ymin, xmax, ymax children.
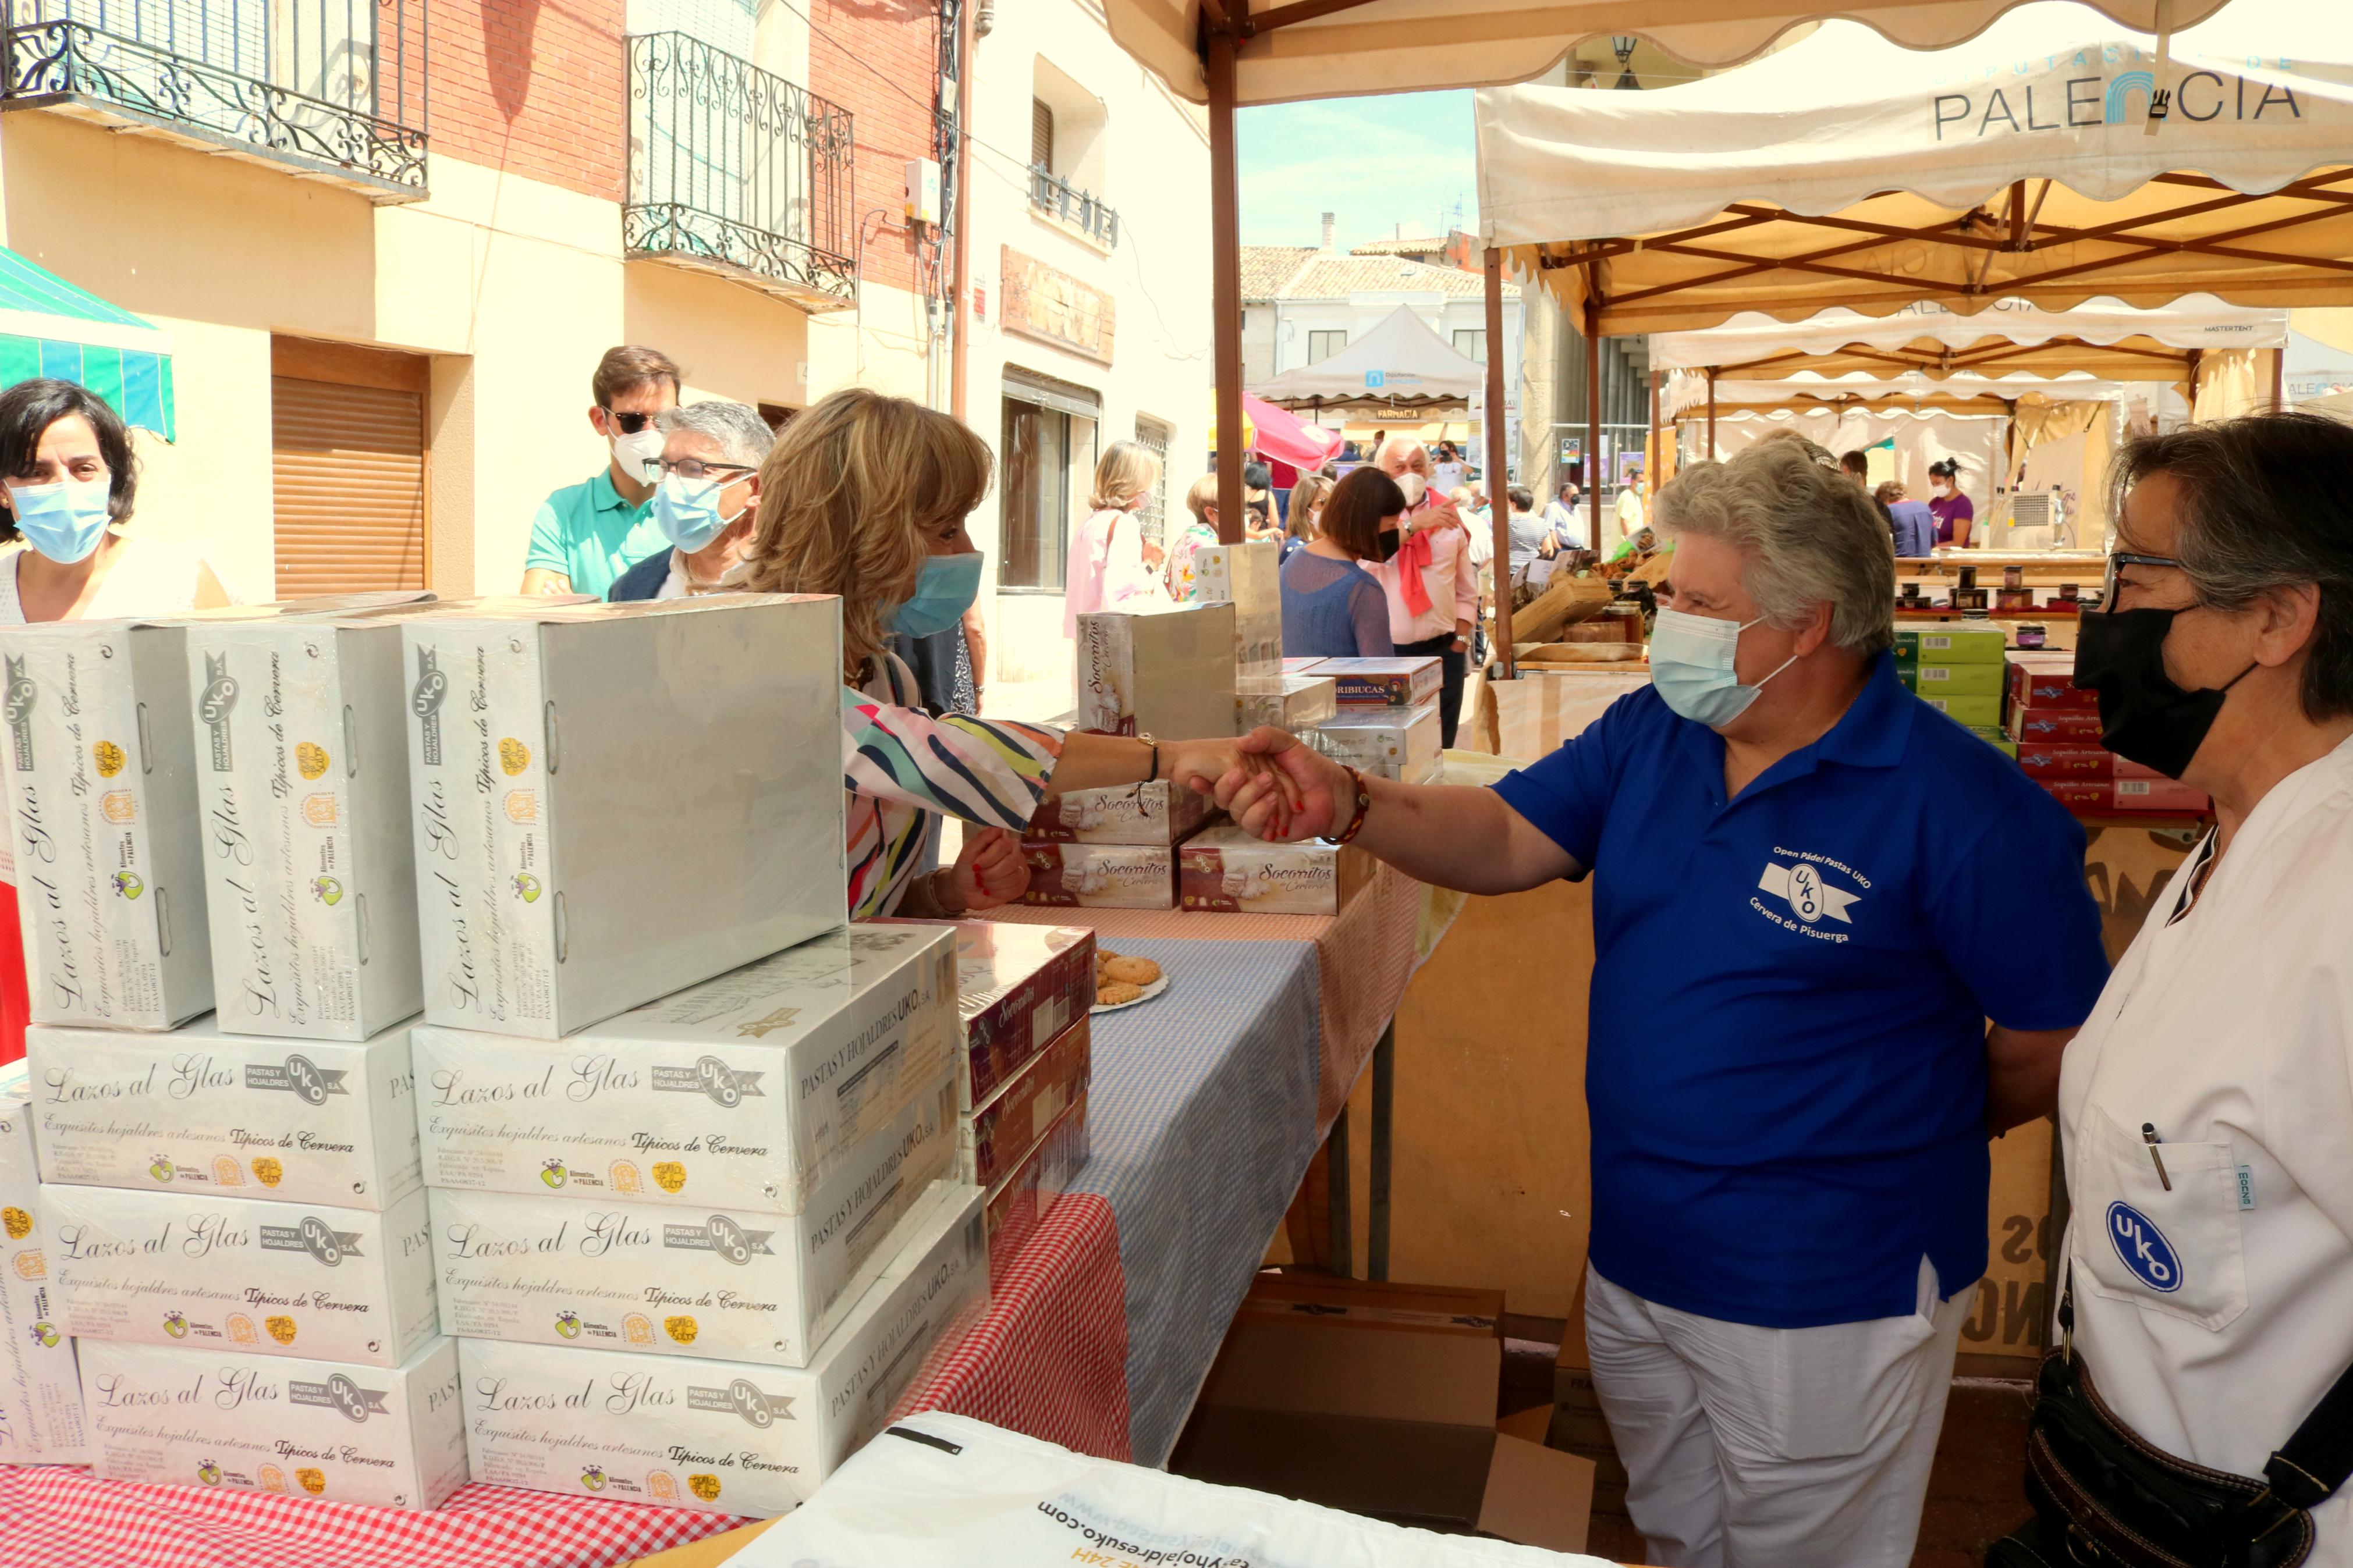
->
<box><xmin>1192</xmin><ymin>541</ymin><xmax>1283</xmax><ymax>682</ymax></box>
<box><xmin>0</xmin><ymin>1069</ymin><xmax>88</xmax><ymax>1464</ymax></box>
<box><xmin>413</xmin><ymin>925</ymin><xmax>957</xmax><ymax>1215</ymax></box>
<box><xmin>1305</xmin><ymin>705</ymin><xmax>1442</xmax><ymax>783</ymax></box>
<box><xmin>1074</xmin><ymin>603</ymin><xmax>1236</xmax><ymax>739</ymax></box>
<box><xmin>1179</xmin><ymin>824</ymin><xmax>1373</xmax><ymax>916</ymax></box>
<box><xmin>1314</xmin><ymin>657</ymin><xmax>1440</xmax><ymax>708</ymax></box>
<box><xmin>403</xmin><ymin>596</ymin><xmax>846</xmax><ymax>1039</ymax></box>
<box><xmin>0</xmin><ymin>617</ymin><xmax>219</xmax><ymax>1029</ymax></box>
<box><xmin>428</xmin><ymin>1075</ymin><xmax>954</xmax><ymax>1366</ymax></box>
<box><xmin>870</xmin><ymin>921</ymin><xmax>1092</xmax><ymax>1108</ymax></box>
<box><xmin>26</xmin><ymin>1014</ymin><xmax>420</xmax><ymax>1209</ymax></box>
<box><xmin>47</xmin><ymin>1183</ymin><xmax>436</xmax><ymax>1367</ymax></box>
<box><xmin>79</xmin><ymin>1335</ymin><xmax>464</xmax><ymax>1508</ymax></box>
<box><xmin>186</xmin><ymin>612</ymin><xmax>431</xmax><ymax>1040</ymax></box>
<box><xmin>1023</xmin><ymin>780</ymin><xmax>1209</xmax><ymax>847</ymax></box>
<box><xmin>457</xmin><ymin>1182</ymin><xmax>987</xmax><ymax>1517</ymax></box>
<box><xmin>1017</xmin><ymin>842</ymin><xmax>1176</xmax><ymax>910</ymax></box>
<box><xmin>1236</xmin><ymin>674</ymin><xmax>1337</xmax><ymax>734</ymax></box>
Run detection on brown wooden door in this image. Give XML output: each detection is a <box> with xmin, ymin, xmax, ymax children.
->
<box><xmin>271</xmin><ymin>339</ymin><xmax>428</xmax><ymax>597</ymax></box>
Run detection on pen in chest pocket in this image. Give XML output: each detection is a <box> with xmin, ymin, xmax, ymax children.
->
<box><xmin>2141</xmin><ymin>1122</ymin><xmax>2173</xmax><ymax>1192</ymax></box>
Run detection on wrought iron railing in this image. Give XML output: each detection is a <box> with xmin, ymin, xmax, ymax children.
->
<box><xmin>1029</xmin><ymin>164</ymin><xmax>1118</xmax><ymax>249</ymax></box>
<box><xmin>2</xmin><ymin>0</ymin><xmax>429</xmax><ymax>193</ymax></box>
<box><xmin>626</xmin><ymin>32</ymin><xmax>854</xmax><ymax>306</ymax></box>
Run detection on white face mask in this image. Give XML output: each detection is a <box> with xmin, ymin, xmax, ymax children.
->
<box><xmin>1396</xmin><ymin>473</ymin><xmax>1428</xmax><ymax>510</ymax></box>
<box><xmin>610</xmin><ymin>425</ymin><xmax>667</xmax><ymax>484</ymax></box>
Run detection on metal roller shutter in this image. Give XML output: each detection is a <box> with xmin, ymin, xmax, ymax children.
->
<box><xmin>271</xmin><ymin>375</ymin><xmax>426</xmax><ymax>597</ymax></box>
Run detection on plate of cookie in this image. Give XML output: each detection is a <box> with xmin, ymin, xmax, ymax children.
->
<box><xmin>1094</xmin><ymin>948</ymin><xmax>1170</xmax><ymax>1014</ymax></box>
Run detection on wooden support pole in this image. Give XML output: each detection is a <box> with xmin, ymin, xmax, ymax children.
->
<box><xmin>1585</xmin><ymin>307</ymin><xmax>1602</xmax><ymax>542</ymax></box>
<box><xmin>1706</xmin><ymin>368</ymin><xmax>1718</xmax><ymax>458</ymax></box>
<box><xmin>1646</xmin><ymin>369</ymin><xmax>1661</xmax><ymax>492</ymax></box>
<box><xmin>2272</xmin><ymin>346</ymin><xmax>2287</xmax><ymax>411</ymax></box>
<box><xmin>1208</xmin><ymin>26</ymin><xmax>1244</xmax><ymax>546</ymax></box>
<box><xmin>1484</xmin><ymin>248</ymin><xmax>1513</xmax><ymax>682</ymax></box>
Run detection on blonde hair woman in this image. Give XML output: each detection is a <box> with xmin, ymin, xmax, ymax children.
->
<box><xmin>1063</xmin><ymin>439</ymin><xmax>1166</xmax><ymax>637</ymax></box>
<box><xmin>737</xmin><ymin>390</ymin><xmax>1287</xmax><ymax>919</ymax></box>
<box><xmin>1285</xmin><ymin>472</ymin><xmax>1331</xmax><ymax>560</ymax></box>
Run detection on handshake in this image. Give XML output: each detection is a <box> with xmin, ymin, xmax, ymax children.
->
<box><xmin>1164</xmin><ymin>727</ymin><xmax>1351</xmax><ymax>845</ymax></box>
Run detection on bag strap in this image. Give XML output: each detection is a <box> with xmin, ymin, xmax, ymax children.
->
<box><xmin>2267</xmin><ymin>1360</ymin><xmax>2353</xmax><ymax>1510</ymax></box>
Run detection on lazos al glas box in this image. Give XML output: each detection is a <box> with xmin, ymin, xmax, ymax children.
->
<box><xmin>402</xmin><ymin>596</ymin><xmax>845</xmax><ymax>1039</ymax></box>
<box><xmin>457</xmin><ymin>1182</ymin><xmax>986</xmax><ymax>1517</ymax></box>
<box><xmin>413</xmin><ymin>924</ymin><xmax>957</xmax><ymax>1215</ymax></box>
<box><xmin>0</xmin><ymin>1069</ymin><xmax>88</xmax><ymax>1465</ymax></box>
<box><xmin>26</xmin><ymin>1013</ymin><xmax>420</xmax><ymax>1210</ymax></box>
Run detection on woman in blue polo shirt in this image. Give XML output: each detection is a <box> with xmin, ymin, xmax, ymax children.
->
<box><xmin>1208</xmin><ymin>435</ymin><xmax>2110</xmax><ymax>1568</ymax></box>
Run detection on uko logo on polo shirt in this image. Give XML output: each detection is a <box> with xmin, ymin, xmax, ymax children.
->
<box><xmin>1752</xmin><ymin>850</ymin><xmax>1867</xmax><ymax>940</ymax></box>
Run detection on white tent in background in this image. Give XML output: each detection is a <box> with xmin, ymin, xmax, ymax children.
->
<box><xmin>1250</xmin><ymin>305</ymin><xmax>1486</xmax><ymax>411</ymax></box>
<box><xmin>1670</xmin><ymin>373</ymin><xmax>2136</xmax><ymax>412</ymax></box>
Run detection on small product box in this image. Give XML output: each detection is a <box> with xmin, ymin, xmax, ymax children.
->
<box><xmin>1314</xmin><ymin>657</ymin><xmax>1440</xmax><ymax>709</ymax></box>
<box><xmin>2010</xmin><ymin>659</ymin><xmax>2100</xmax><ymax>713</ymax></box>
<box><xmin>1893</xmin><ymin>623</ymin><xmax>2008</xmax><ymax>664</ymax></box>
<box><xmin>871</xmin><ymin>920</ymin><xmax>1093</xmax><ymax>1108</ymax></box>
<box><xmin>428</xmin><ymin>1073</ymin><xmax>954</xmax><ymax>1367</ymax></box>
<box><xmin>413</xmin><ymin>924</ymin><xmax>957</xmax><ymax>1215</ymax></box>
<box><xmin>2013</xmin><ymin>709</ymin><xmax>2105</xmax><ymax>743</ymax></box>
<box><xmin>79</xmin><ymin>1335</ymin><xmax>464</xmax><ymax>1509</ymax></box>
<box><xmin>1024</xmin><ymin>780</ymin><xmax>1211</xmax><ymax>847</ymax></box>
<box><xmin>961</xmin><ymin>1017</ymin><xmax>1089</xmax><ymax>1191</ymax></box>
<box><xmin>47</xmin><ymin>1183</ymin><xmax>437</xmax><ymax>1367</ymax></box>
<box><xmin>186</xmin><ymin>614</ymin><xmax>426</xmax><ymax>1041</ymax></box>
<box><xmin>1916</xmin><ymin>692</ymin><xmax>2003</xmax><ymax>730</ymax></box>
<box><xmin>457</xmin><ymin>1182</ymin><xmax>986</xmax><ymax>1517</ymax></box>
<box><xmin>1192</xmin><ymin>542</ymin><xmax>1284</xmax><ymax>682</ymax></box>
<box><xmin>2017</xmin><ymin>745</ymin><xmax>2113</xmax><ymax>780</ymax></box>
<box><xmin>1304</xmin><ymin>705</ymin><xmax>1442</xmax><ymax>783</ymax></box>
<box><xmin>1017</xmin><ymin>842</ymin><xmax>1176</xmax><ymax>911</ymax></box>
<box><xmin>1899</xmin><ymin>662</ymin><xmax>2006</xmax><ymax>697</ymax></box>
<box><xmin>0</xmin><ymin>617</ymin><xmax>217</xmax><ymax>1030</ymax></box>
<box><xmin>984</xmin><ymin>1095</ymin><xmax>1089</xmax><ymax>1277</ymax></box>
<box><xmin>27</xmin><ymin>1013</ymin><xmax>421</xmax><ymax>1209</ymax></box>
<box><xmin>2114</xmin><ymin>778</ymin><xmax>2213</xmax><ymax>813</ymax></box>
<box><xmin>1179</xmin><ymin>824</ymin><xmax>1373</xmax><ymax>917</ymax></box>
<box><xmin>1281</xmin><ymin>657</ymin><xmax>1325</xmax><ymax>675</ymax></box>
<box><xmin>1</xmin><ymin>1069</ymin><xmax>88</xmax><ymax>1464</ymax></box>
<box><xmin>1074</xmin><ymin>603</ymin><xmax>1237</xmax><ymax>739</ymax></box>
<box><xmin>1235</xmin><ymin>674</ymin><xmax>1339</xmax><ymax>734</ymax></box>
<box><xmin>403</xmin><ymin>596</ymin><xmax>846</xmax><ymax>1040</ymax></box>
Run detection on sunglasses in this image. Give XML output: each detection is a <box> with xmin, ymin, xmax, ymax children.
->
<box><xmin>601</xmin><ymin>407</ymin><xmax>659</xmax><ymax>435</ymax></box>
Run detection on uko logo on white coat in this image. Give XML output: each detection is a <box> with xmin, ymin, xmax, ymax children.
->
<box><xmin>2106</xmin><ymin>1201</ymin><xmax>2184</xmax><ymax>1294</ymax></box>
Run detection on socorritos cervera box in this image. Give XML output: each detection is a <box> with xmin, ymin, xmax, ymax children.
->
<box><xmin>1</xmin><ymin>1069</ymin><xmax>88</xmax><ymax>1465</ymax></box>
<box><xmin>402</xmin><ymin>596</ymin><xmax>845</xmax><ymax>1039</ymax></box>
<box><xmin>79</xmin><ymin>1335</ymin><xmax>464</xmax><ymax>1509</ymax></box>
<box><xmin>457</xmin><ymin>1182</ymin><xmax>986</xmax><ymax>1517</ymax></box>
<box><xmin>427</xmin><ymin>1072</ymin><xmax>954</xmax><ymax>1367</ymax></box>
<box><xmin>871</xmin><ymin>920</ymin><xmax>1092</xmax><ymax>1108</ymax></box>
<box><xmin>1023</xmin><ymin>780</ymin><xmax>1211</xmax><ymax>847</ymax></box>
<box><xmin>26</xmin><ymin>1014</ymin><xmax>420</xmax><ymax>1210</ymax></box>
<box><xmin>412</xmin><ymin>925</ymin><xmax>957</xmax><ymax>1215</ymax></box>
<box><xmin>47</xmin><ymin>1183</ymin><xmax>437</xmax><ymax>1367</ymax></box>
<box><xmin>1074</xmin><ymin>603</ymin><xmax>1237</xmax><ymax>739</ymax></box>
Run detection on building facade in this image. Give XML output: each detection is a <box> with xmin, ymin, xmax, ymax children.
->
<box><xmin>0</xmin><ymin>0</ymin><xmax>1206</xmax><ymax>706</ymax></box>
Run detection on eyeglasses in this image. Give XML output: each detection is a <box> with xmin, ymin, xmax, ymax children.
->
<box><xmin>2103</xmin><ymin>551</ymin><xmax>2184</xmax><ymax>606</ymax></box>
<box><xmin>654</xmin><ymin>457</ymin><xmax>754</xmax><ymax>483</ymax></box>
<box><xmin>600</xmin><ymin>407</ymin><xmax>659</xmax><ymax>435</ymax></box>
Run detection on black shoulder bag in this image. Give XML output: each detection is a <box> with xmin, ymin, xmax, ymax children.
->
<box><xmin>1988</xmin><ymin>1277</ymin><xmax>2353</xmax><ymax>1568</ymax></box>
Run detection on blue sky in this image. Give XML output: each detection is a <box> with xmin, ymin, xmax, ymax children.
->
<box><xmin>1238</xmin><ymin>91</ymin><xmax>1477</xmax><ymax>250</ymax></box>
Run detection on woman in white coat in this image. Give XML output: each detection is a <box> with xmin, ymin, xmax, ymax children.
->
<box><xmin>2000</xmin><ymin>413</ymin><xmax>2353</xmax><ymax>1568</ymax></box>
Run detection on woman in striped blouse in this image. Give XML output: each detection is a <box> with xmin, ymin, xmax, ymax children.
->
<box><xmin>739</xmin><ymin>389</ymin><xmax>1285</xmax><ymax>920</ymax></box>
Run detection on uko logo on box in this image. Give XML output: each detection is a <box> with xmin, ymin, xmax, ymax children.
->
<box><xmin>2106</xmin><ymin>1201</ymin><xmax>2182</xmax><ymax>1293</ymax></box>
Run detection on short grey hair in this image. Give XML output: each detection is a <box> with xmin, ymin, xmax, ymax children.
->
<box><xmin>1655</xmin><ymin>438</ymin><xmax>1895</xmax><ymax>658</ymax></box>
<box><xmin>658</xmin><ymin>400</ymin><xmax>775</xmax><ymax>467</ymax></box>
<box><xmin>2110</xmin><ymin>412</ymin><xmax>2353</xmax><ymax>720</ymax></box>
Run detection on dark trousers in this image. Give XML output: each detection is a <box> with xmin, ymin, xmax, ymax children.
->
<box><xmin>1395</xmin><ymin>632</ymin><xmax>1465</xmax><ymax>749</ymax></box>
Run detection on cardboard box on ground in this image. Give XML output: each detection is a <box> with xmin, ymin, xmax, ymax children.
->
<box><xmin>1170</xmin><ymin>1274</ymin><xmax>1595</xmax><ymax>1555</ymax></box>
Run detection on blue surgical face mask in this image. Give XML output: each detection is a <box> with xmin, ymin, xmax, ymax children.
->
<box><xmin>1648</xmin><ymin>606</ymin><xmax>1797</xmax><ymax>729</ymax></box>
<box><xmin>653</xmin><ymin>474</ymin><xmax>746</xmax><ymax>554</ymax></box>
<box><xmin>888</xmin><ymin>552</ymin><xmax>983</xmax><ymax>638</ymax></box>
<box><xmin>9</xmin><ymin>477</ymin><xmax>113</xmax><ymax>564</ymax></box>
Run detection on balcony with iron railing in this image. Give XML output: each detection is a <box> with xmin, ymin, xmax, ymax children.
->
<box><xmin>1029</xmin><ymin>163</ymin><xmax>1117</xmax><ymax>250</ymax></box>
<box><xmin>625</xmin><ymin>32</ymin><xmax>855</xmax><ymax>310</ymax></box>
<box><xmin>2</xmin><ymin>0</ymin><xmax>429</xmax><ymax>196</ymax></box>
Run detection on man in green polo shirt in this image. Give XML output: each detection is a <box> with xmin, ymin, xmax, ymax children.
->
<box><xmin>520</xmin><ymin>344</ymin><xmax>681</xmax><ymax>597</ymax></box>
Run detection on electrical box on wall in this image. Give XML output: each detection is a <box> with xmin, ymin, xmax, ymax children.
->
<box><xmin>905</xmin><ymin>159</ymin><xmax>943</xmax><ymax>226</ymax></box>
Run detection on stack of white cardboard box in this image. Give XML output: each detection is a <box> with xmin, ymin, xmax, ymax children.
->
<box><xmin>0</xmin><ymin>593</ymin><xmax>1033</xmax><ymax>1520</ymax></box>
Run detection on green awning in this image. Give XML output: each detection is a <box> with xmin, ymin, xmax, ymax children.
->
<box><xmin>0</xmin><ymin>248</ymin><xmax>175</xmax><ymax>442</ymax></box>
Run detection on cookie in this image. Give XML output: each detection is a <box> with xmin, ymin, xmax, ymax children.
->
<box><xmin>1101</xmin><ymin>955</ymin><xmax>1160</xmax><ymax>987</ymax></box>
<box><xmin>1096</xmin><ymin>981</ymin><xmax>1142</xmax><ymax>1007</ymax></box>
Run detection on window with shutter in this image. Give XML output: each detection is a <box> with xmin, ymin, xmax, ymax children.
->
<box><xmin>269</xmin><ymin>339</ymin><xmax>428</xmax><ymax>598</ymax></box>
<box><xmin>1031</xmin><ymin>98</ymin><xmax>1054</xmax><ymax>173</ymax></box>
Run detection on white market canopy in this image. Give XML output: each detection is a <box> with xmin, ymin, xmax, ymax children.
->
<box><xmin>1250</xmin><ymin>304</ymin><xmax>1486</xmax><ymax>410</ymax></box>
<box><xmin>1104</xmin><ymin>0</ymin><xmax>2229</xmax><ymax>108</ymax></box>
<box><xmin>1650</xmin><ymin>294</ymin><xmax>2287</xmax><ymax>382</ymax></box>
<box><xmin>1475</xmin><ymin>0</ymin><xmax>2353</xmax><ymax>335</ymax></box>
<box><xmin>1669</xmin><ymin>371</ymin><xmax>2135</xmax><ymax>414</ymax></box>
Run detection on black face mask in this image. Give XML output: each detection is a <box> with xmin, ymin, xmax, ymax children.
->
<box><xmin>2072</xmin><ymin>607</ymin><xmax>2256</xmax><ymax>780</ymax></box>
<box><xmin>1375</xmin><ymin>527</ymin><xmax>1403</xmax><ymax>563</ymax></box>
